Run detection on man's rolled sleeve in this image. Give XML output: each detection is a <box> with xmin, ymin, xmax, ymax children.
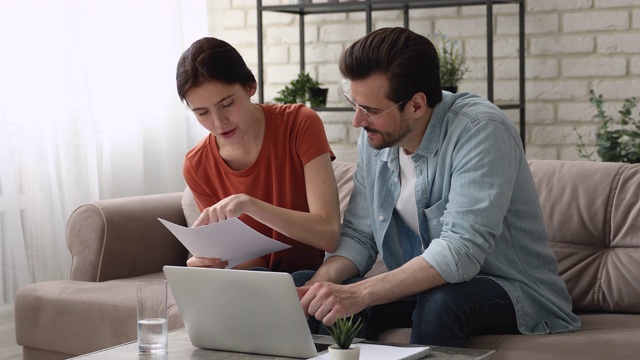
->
<box><xmin>422</xmin><ymin>238</ymin><xmax>472</xmax><ymax>284</ymax></box>
<box><xmin>326</xmin><ymin>233</ymin><xmax>377</xmax><ymax>277</ymax></box>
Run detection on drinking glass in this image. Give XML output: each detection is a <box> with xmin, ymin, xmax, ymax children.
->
<box><xmin>136</xmin><ymin>279</ymin><xmax>168</xmax><ymax>354</ymax></box>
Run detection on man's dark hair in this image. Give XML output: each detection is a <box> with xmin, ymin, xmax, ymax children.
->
<box><xmin>339</xmin><ymin>27</ymin><xmax>442</xmax><ymax>108</ymax></box>
<box><xmin>176</xmin><ymin>37</ymin><xmax>256</xmax><ymax>102</ymax></box>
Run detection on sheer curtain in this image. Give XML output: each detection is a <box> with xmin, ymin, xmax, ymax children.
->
<box><xmin>0</xmin><ymin>0</ymin><xmax>208</xmax><ymax>305</ymax></box>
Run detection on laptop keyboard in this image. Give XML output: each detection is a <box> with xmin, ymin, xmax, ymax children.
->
<box><xmin>314</xmin><ymin>342</ymin><xmax>331</xmax><ymax>353</ymax></box>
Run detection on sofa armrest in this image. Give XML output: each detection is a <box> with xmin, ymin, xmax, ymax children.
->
<box><xmin>67</xmin><ymin>192</ymin><xmax>189</xmax><ymax>282</ymax></box>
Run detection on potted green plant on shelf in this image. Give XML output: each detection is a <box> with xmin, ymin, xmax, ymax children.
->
<box><xmin>431</xmin><ymin>31</ymin><xmax>469</xmax><ymax>94</ymax></box>
<box><xmin>574</xmin><ymin>90</ymin><xmax>640</xmax><ymax>164</ymax></box>
<box><xmin>324</xmin><ymin>316</ymin><xmax>363</xmax><ymax>360</ymax></box>
<box><xmin>273</xmin><ymin>71</ymin><xmax>328</xmax><ymax>108</ymax></box>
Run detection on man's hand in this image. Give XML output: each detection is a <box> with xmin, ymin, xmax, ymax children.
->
<box><xmin>299</xmin><ymin>281</ymin><xmax>366</xmax><ymax>326</ymax></box>
<box><xmin>299</xmin><ymin>257</ymin><xmax>447</xmax><ymax>326</ymax></box>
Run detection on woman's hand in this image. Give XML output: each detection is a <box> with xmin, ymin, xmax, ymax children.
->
<box><xmin>186</xmin><ymin>256</ymin><xmax>229</xmax><ymax>268</ymax></box>
<box><xmin>188</xmin><ymin>194</ymin><xmax>255</xmax><ymax>269</ymax></box>
<box><xmin>193</xmin><ymin>194</ymin><xmax>253</xmax><ymax>227</ymax></box>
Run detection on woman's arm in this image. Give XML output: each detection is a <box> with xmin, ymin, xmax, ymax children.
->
<box><xmin>192</xmin><ymin>153</ymin><xmax>341</xmax><ymax>252</ymax></box>
<box><xmin>243</xmin><ymin>153</ymin><xmax>341</xmax><ymax>252</ymax></box>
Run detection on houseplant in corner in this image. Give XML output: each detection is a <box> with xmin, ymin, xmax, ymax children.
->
<box><xmin>273</xmin><ymin>71</ymin><xmax>328</xmax><ymax>108</ymax></box>
<box><xmin>325</xmin><ymin>316</ymin><xmax>363</xmax><ymax>360</ymax></box>
<box><xmin>432</xmin><ymin>31</ymin><xmax>469</xmax><ymax>93</ymax></box>
<box><xmin>574</xmin><ymin>90</ymin><xmax>640</xmax><ymax>163</ymax></box>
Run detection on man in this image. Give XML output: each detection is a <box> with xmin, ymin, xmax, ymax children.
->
<box><xmin>298</xmin><ymin>27</ymin><xmax>580</xmax><ymax>347</ymax></box>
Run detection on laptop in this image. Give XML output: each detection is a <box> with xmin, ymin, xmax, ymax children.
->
<box><xmin>163</xmin><ymin>265</ymin><xmax>337</xmax><ymax>358</ymax></box>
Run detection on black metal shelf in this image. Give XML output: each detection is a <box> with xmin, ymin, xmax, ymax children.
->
<box><xmin>495</xmin><ymin>103</ymin><xmax>523</xmax><ymax>110</ymax></box>
<box><xmin>313</xmin><ymin>102</ymin><xmax>520</xmax><ymax>113</ymax></box>
<box><xmin>312</xmin><ymin>106</ymin><xmax>353</xmax><ymax>112</ymax></box>
<box><xmin>257</xmin><ymin>0</ymin><xmax>526</xmax><ymax>148</ymax></box>
<box><xmin>262</xmin><ymin>0</ymin><xmax>522</xmax><ymax>15</ymax></box>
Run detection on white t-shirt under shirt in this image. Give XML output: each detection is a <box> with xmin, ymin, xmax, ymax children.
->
<box><xmin>396</xmin><ymin>147</ymin><xmax>420</xmax><ymax>237</ymax></box>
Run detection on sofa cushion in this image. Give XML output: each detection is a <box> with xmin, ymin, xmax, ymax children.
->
<box><xmin>182</xmin><ymin>186</ymin><xmax>200</xmax><ymax>228</ymax></box>
<box><xmin>332</xmin><ymin>160</ymin><xmax>356</xmax><ymax>220</ymax></box>
<box><xmin>465</xmin><ymin>313</ymin><xmax>640</xmax><ymax>360</ymax></box>
<box><xmin>15</xmin><ymin>273</ymin><xmax>184</xmax><ymax>357</ymax></box>
<box><xmin>529</xmin><ymin>160</ymin><xmax>640</xmax><ymax>313</ymax></box>
<box><xmin>377</xmin><ymin>313</ymin><xmax>640</xmax><ymax>360</ymax></box>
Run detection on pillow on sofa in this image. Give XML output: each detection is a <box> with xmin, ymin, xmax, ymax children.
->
<box><xmin>332</xmin><ymin>160</ymin><xmax>356</xmax><ymax>220</ymax></box>
<box><xmin>181</xmin><ymin>186</ymin><xmax>200</xmax><ymax>228</ymax></box>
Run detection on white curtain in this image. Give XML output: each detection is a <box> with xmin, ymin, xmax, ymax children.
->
<box><xmin>0</xmin><ymin>0</ymin><xmax>208</xmax><ymax>305</ymax></box>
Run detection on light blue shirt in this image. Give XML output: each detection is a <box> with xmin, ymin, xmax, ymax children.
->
<box><xmin>329</xmin><ymin>91</ymin><xmax>581</xmax><ymax>334</ymax></box>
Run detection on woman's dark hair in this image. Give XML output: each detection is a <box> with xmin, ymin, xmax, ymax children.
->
<box><xmin>176</xmin><ymin>37</ymin><xmax>256</xmax><ymax>102</ymax></box>
<box><xmin>339</xmin><ymin>27</ymin><xmax>442</xmax><ymax>109</ymax></box>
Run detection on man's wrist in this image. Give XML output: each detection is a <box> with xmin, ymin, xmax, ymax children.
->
<box><xmin>353</xmin><ymin>276</ymin><xmax>380</xmax><ymax>308</ymax></box>
<box><xmin>312</xmin><ymin>255</ymin><xmax>359</xmax><ymax>284</ymax></box>
<box><xmin>309</xmin><ymin>266</ymin><xmax>341</xmax><ymax>284</ymax></box>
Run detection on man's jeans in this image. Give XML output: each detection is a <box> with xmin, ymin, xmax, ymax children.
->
<box><xmin>292</xmin><ymin>271</ymin><xmax>520</xmax><ymax>347</ymax></box>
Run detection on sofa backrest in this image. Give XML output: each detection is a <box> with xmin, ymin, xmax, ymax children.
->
<box><xmin>529</xmin><ymin>160</ymin><xmax>640</xmax><ymax>314</ymax></box>
<box><xmin>335</xmin><ymin>159</ymin><xmax>640</xmax><ymax>314</ymax></box>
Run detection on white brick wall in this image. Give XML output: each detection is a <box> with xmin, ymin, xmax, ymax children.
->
<box><xmin>206</xmin><ymin>0</ymin><xmax>640</xmax><ymax>161</ymax></box>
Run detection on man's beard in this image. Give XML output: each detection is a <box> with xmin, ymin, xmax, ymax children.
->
<box><xmin>365</xmin><ymin>114</ymin><xmax>413</xmax><ymax>150</ymax></box>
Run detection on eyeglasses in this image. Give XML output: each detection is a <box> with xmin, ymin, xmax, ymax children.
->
<box><xmin>343</xmin><ymin>90</ymin><xmax>405</xmax><ymax>124</ymax></box>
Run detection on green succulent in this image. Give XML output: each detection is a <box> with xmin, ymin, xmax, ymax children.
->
<box><xmin>324</xmin><ymin>316</ymin><xmax>363</xmax><ymax>350</ymax></box>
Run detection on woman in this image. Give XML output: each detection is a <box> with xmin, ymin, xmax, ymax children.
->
<box><xmin>176</xmin><ymin>37</ymin><xmax>340</xmax><ymax>273</ymax></box>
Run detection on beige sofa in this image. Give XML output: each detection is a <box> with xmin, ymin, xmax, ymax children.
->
<box><xmin>15</xmin><ymin>160</ymin><xmax>640</xmax><ymax>359</ymax></box>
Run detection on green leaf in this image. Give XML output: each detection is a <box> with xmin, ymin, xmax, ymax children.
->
<box><xmin>578</xmin><ymin>90</ymin><xmax>640</xmax><ymax>164</ymax></box>
<box><xmin>273</xmin><ymin>72</ymin><xmax>322</xmax><ymax>105</ymax></box>
<box><xmin>432</xmin><ymin>31</ymin><xmax>468</xmax><ymax>87</ymax></box>
<box><xmin>324</xmin><ymin>316</ymin><xmax>363</xmax><ymax>349</ymax></box>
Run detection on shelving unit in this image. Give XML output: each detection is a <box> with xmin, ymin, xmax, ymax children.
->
<box><xmin>256</xmin><ymin>0</ymin><xmax>526</xmax><ymax>148</ymax></box>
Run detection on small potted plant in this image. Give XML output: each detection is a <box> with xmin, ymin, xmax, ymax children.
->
<box><xmin>324</xmin><ymin>316</ymin><xmax>363</xmax><ymax>360</ymax></box>
<box><xmin>432</xmin><ymin>31</ymin><xmax>469</xmax><ymax>93</ymax></box>
<box><xmin>273</xmin><ymin>71</ymin><xmax>328</xmax><ymax>108</ymax></box>
<box><xmin>574</xmin><ymin>90</ymin><xmax>640</xmax><ymax>163</ymax></box>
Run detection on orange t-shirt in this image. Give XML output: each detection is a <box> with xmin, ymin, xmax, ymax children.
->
<box><xmin>183</xmin><ymin>103</ymin><xmax>335</xmax><ymax>273</ymax></box>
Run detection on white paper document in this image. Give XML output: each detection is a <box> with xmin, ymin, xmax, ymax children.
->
<box><xmin>158</xmin><ymin>218</ymin><xmax>291</xmax><ymax>269</ymax></box>
<box><xmin>308</xmin><ymin>343</ymin><xmax>430</xmax><ymax>360</ymax></box>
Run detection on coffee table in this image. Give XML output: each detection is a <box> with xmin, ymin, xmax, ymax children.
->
<box><xmin>71</xmin><ymin>328</ymin><xmax>494</xmax><ymax>359</ymax></box>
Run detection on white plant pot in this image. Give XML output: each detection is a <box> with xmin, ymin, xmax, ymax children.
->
<box><xmin>328</xmin><ymin>344</ymin><xmax>360</xmax><ymax>360</ymax></box>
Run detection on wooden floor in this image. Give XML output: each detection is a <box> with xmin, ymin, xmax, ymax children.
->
<box><xmin>0</xmin><ymin>305</ymin><xmax>21</xmax><ymax>360</ymax></box>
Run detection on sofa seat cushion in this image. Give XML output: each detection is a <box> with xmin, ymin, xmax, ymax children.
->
<box><xmin>377</xmin><ymin>313</ymin><xmax>640</xmax><ymax>360</ymax></box>
<box><xmin>15</xmin><ymin>272</ymin><xmax>184</xmax><ymax>357</ymax></box>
